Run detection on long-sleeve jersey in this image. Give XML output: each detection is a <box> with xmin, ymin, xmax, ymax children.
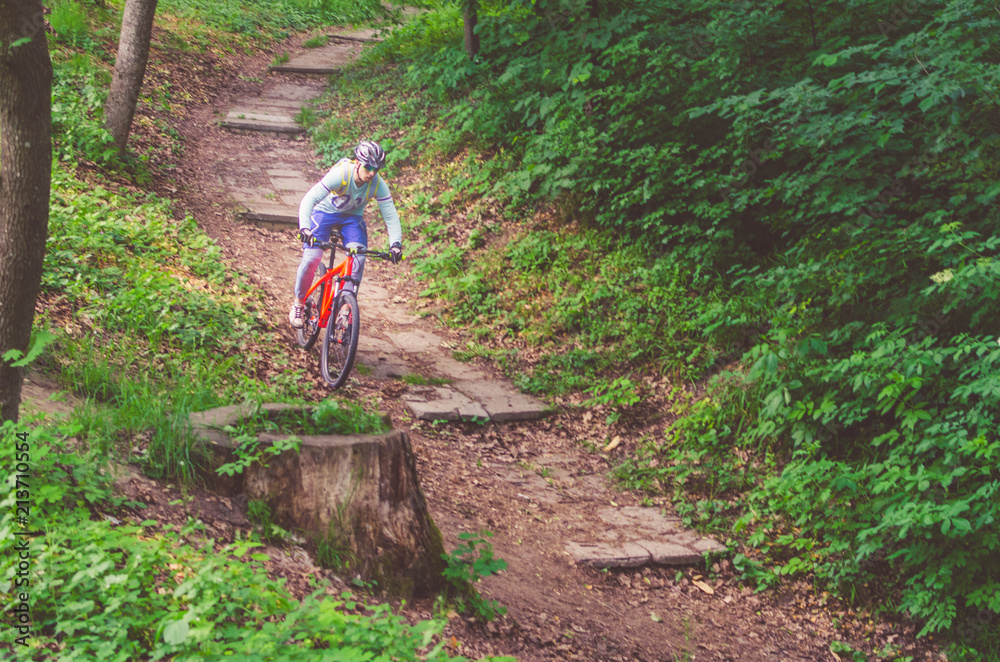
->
<box><xmin>298</xmin><ymin>159</ymin><xmax>402</xmax><ymax>246</ymax></box>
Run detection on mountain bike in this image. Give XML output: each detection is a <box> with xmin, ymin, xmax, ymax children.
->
<box><xmin>295</xmin><ymin>233</ymin><xmax>395</xmax><ymax>388</ymax></box>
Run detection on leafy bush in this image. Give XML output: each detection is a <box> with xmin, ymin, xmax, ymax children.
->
<box><xmin>0</xmin><ymin>421</ymin><xmax>498</xmax><ymax>660</ymax></box>
<box><xmin>158</xmin><ymin>0</ymin><xmax>389</xmax><ymax>42</ymax></box>
<box><xmin>48</xmin><ymin>0</ymin><xmax>92</xmax><ymax>46</ymax></box>
<box><xmin>440</xmin><ymin>531</ymin><xmax>508</xmax><ymax>622</ymax></box>
<box><xmin>51</xmin><ymin>56</ymin><xmax>118</xmax><ymax>166</ymax></box>
<box><xmin>317</xmin><ymin>0</ymin><xmax>1000</xmax><ymax>647</ymax></box>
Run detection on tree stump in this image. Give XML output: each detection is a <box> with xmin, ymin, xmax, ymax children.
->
<box><xmin>190</xmin><ymin>403</ymin><xmax>446</xmax><ymax>598</ymax></box>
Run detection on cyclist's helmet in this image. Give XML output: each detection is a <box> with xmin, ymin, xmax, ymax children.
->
<box><xmin>355</xmin><ymin>141</ymin><xmax>386</xmax><ymax>170</ymax></box>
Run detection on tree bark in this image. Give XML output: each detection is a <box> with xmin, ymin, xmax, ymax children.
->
<box><xmin>462</xmin><ymin>0</ymin><xmax>479</xmax><ymax>59</ymax></box>
<box><xmin>105</xmin><ymin>0</ymin><xmax>158</xmax><ymax>155</ymax></box>
<box><xmin>0</xmin><ymin>0</ymin><xmax>53</xmax><ymax>424</ymax></box>
<box><xmin>192</xmin><ymin>404</ymin><xmax>449</xmax><ymax>599</ymax></box>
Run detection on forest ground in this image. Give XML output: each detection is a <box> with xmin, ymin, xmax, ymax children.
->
<box><xmin>28</xmin><ymin>22</ymin><xmax>945</xmax><ymax>662</ymax></box>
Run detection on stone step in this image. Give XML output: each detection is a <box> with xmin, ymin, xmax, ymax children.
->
<box><xmin>262</xmin><ymin>83</ymin><xmax>326</xmax><ymax>102</ymax></box>
<box><xmin>224</xmin><ymin>109</ymin><xmax>297</xmax><ymax>125</ymax></box>
<box><xmin>327</xmin><ymin>28</ymin><xmax>383</xmax><ymax>43</ymax></box>
<box><xmin>564</xmin><ymin>506</ymin><xmax>727</xmax><ymax>569</ymax></box>
<box><xmin>220</xmin><ymin>117</ymin><xmax>305</xmax><ymax>135</ymax></box>
<box><xmin>270</xmin><ymin>43</ymin><xmax>362</xmax><ymax>75</ymax></box>
<box><xmin>242</xmin><ymin>205</ymin><xmax>298</xmax><ymax>228</ymax></box>
<box><xmin>228</xmin><ymin>101</ymin><xmax>305</xmax><ymax>116</ymax></box>
<box><xmin>403</xmin><ymin>381</ymin><xmax>548</xmax><ymax>423</ymax></box>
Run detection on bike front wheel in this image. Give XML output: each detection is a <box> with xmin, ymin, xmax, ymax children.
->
<box><xmin>320</xmin><ymin>291</ymin><xmax>360</xmax><ymax>388</ymax></box>
<box><xmin>296</xmin><ymin>263</ymin><xmax>326</xmax><ymax>350</ymax></box>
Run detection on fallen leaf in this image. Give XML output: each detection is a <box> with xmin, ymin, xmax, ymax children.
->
<box><xmin>692</xmin><ymin>580</ymin><xmax>715</xmax><ymax>595</ymax></box>
<box><xmin>603</xmin><ymin>436</ymin><xmax>621</xmax><ymax>452</ymax></box>
<box><xmin>650</xmin><ymin>612</ymin><xmax>663</xmax><ymax>623</ymax></box>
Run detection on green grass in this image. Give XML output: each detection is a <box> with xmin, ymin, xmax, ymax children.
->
<box><xmin>38</xmin><ymin>167</ymin><xmax>322</xmax><ymax>481</ymax></box>
<box><xmin>303</xmin><ymin>34</ymin><xmax>329</xmax><ymax>48</ymax></box>
<box><xmin>224</xmin><ymin>398</ymin><xmax>391</xmax><ymax>439</ymax></box>
<box><xmin>7</xmin><ymin>162</ymin><xmax>504</xmax><ymax>662</ymax></box>
<box><xmin>158</xmin><ymin>0</ymin><xmax>389</xmax><ymax>44</ymax></box>
<box><xmin>0</xmin><ymin>418</ymin><xmax>492</xmax><ymax>660</ymax></box>
<box><xmin>400</xmin><ymin>374</ymin><xmax>452</xmax><ymax>386</ymax></box>
<box><xmin>303</xmin><ymin>1</ymin><xmax>1000</xmax><ymax>648</ymax></box>
<box><xmin>6</xmin><ymin>4</ymin><xmax>517</xmax><ymax>660</ymax></box>
<box><xmin>48</xmin><ymin>0</ymin><xmax>92</xmax><ymax>46</ymax></box>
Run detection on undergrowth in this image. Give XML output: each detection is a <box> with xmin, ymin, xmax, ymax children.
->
<box><xmin>2</xmin><ymin>2</ymin><xmax>512</xmax><ymax>659</ymax></box>
<box><xmin>0</xmin><ymin>419</ymin><xmax>507</xmax><ymax>660</ymax></box>
<box><xmin>157</xmin><ymin>0</ymin><xmax>391</xmax><ymax>45</ymax></box>
<box><xmin>307</xmin><ymin>0</ymin><xmax>1000</xmax><ymax>655</ymax></box>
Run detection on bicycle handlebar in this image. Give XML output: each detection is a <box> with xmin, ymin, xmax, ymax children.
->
<box><xmin>312</xmin><ymin>241</ymin><xmax>396</xmax><ymax>260</ymax></box>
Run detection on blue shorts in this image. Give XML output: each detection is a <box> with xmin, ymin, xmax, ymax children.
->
<box><xmin>305</xmin><ymin>210</ymin><xmax>367</xmax><ymax>247</ymax></box>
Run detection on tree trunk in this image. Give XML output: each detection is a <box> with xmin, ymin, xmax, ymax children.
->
<box><xmin>0</xmin><ymin>0</ymin><xmax>53</xmax><ymax>424</ymax></box>
<box><xmin>462</xmin><ymin>0</ymin><xmax>479</xmax><ymax>59</ymax></box>
<box><xmin>192</xmin><ymin>404</ymin><xmax>449</xmax><ymax>599</ymax></box>
<box><xmin>105</xmin><ymin>0</ymin><xmax>158</xmax><ymax>155</ymax></box>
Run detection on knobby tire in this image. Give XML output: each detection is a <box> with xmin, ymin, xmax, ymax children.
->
<box><xmin>296</xmin><ymin>263</ymin><xmax>326</xmax><ymax>350</ymax></box>
<box><xmin>320</xmin><ymin>290</ymin><xmax>360</xmax><ymax>388</ymax></box>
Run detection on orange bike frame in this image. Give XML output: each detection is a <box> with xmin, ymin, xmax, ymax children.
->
<box><xmin>303</xmin><ymin>253</ymin><xmax>355</xmax><ymax>329</ymax></box>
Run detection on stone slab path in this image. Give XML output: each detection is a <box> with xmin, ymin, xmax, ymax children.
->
<box><xmin>270</xmin><ymin>37</ymin><xmax>365</xmax><ymax>75</ymax></box>
<box><xmin>220</xmin><ymin>81</ymin><xmax>325</xmax><ymax>135</ymax></box>
<box><xmin>216</xmin><ymin>26</ymin><xmax>551</xmax><ymax>425</ymax></box>
<box><xmin>211</xmin><ymin>22</ymin><xmax>725</xmax><ymax>568</ymax></box>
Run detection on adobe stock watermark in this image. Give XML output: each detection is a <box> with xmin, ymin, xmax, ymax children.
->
<box><xmin>8</xmin><ymin>428</ymin><xmax>42</xmax><ymax>648</ymax></box>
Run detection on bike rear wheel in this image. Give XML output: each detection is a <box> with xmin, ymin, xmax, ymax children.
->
<box><xmin>296</xmin><ymin>263</ymin><xmax>326</xmax><ymax>350</ymax></box>
<box><xmin>320</xmin><ymin>291</ymin><xmax>360</xmax><ymax>388</ymax></box>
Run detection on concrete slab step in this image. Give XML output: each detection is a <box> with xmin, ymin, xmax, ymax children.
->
<box><xmin>262</xmin><ymin>83</ymin><xmax>326</xmax><ymax>102</ymax></box>
<box><xmin>221</xmin><ymin>117</ymin><xmax>305</xmax><ymax>135</ymax></box>
<box><xmin>234</xmin><ymin>97</ymin><xmax>306</xmax><ymax>109</ymax></box>
<box><xmin>227</xmin><ymin>103</ymin><xmax>304</xmax><ymax>118</ymax></box>
<box><xmin>242</xmin><ymin>205</ymin><xmax>298</xmax><ymax>228</ymax></box>
<box><xmin>271</xmin><ymin>43</ymin><xmax>361</xmax><ymax>75</ymax></box>
<box><xmin>452</xmin><ymin>380</ymin><xmax>548</xmax><ymax>423</ymax></box>
<box><xmin>328</xmin><ymin>28</ymin><xmax>383</xmax><ymax>42</ymax></box>
<box><xmin>403</xmin><ymin>380</ymin><xmax>548</xmax><ymax>423</ymax></box>
<box><xmin>563</xmin><ymin>506</ymin><xmax>726</xmax><ymax>569</ymax></box>
<box><xmin>225</xmin><ymin>110</ymin><xmax>297</xmax><ymax>124</ymax></box>
<box><xmin>404</xmin><ymin>385</ymin><xmax>489</xmax><ymax>422</ymax></box>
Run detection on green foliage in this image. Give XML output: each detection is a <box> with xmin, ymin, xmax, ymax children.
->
<box><xmin>48</xmin><ymin>0</ymin><xmax>93</xmax><ymax>46</ymax></box>
<box><xmin>44</xmin><ymin>169</ymin><xmax>264</xmax><ymax>354</ymax></box>
<box><xmin>585</xmin><ymin>376</ymin><xmax>640</xmax><ymax>424</ymax></box>
<box><xmin>308</xmin><ymin>0</ymin><xmax>1000</xmax><ymax>644</ymax></box>
<box><xmin>216</xmin><ymin>432</ymin><xmax>301</xmax><ymax>478</ymax></box>
<box><xmin>229</xmin><ymin>399</ymin><xmax>390</xmax><ymax>438</ymax></box>
<box><xmin>158</xmin><ymin>0</ymin><xmax>389</xmax><ymax>42</ymax></box>
<box><xmin>214</xmin><ymin>399</ymin><xmax>389</xmax><ymax>477</ymax></box>
<box><xmin>35</xmin><ymin>165</ymin><xmax>317</xmax><ymax>482</ymax></box>
<box><xmin>51</xmin><ymin>54</ymin><xmax>118</xmax><ymax>166</ymax></box>
<box><xmin>247</xmin><ymin>499</ymin><xmax>290</xmax><ymax>542</ymax></box>
<box><xmin>0</xmin><ymin>421</ymin><xmax>486</xmax><ymax>661</ymax></box>
<box><xmin>441</xmin><ymin>531</ymin><xmax>508</xmax><ymax>622</ymax></box>
<box><xmin>302</xmin><ymin>34</ymin><xmax>329</xmax><ymax>48</ymax></box>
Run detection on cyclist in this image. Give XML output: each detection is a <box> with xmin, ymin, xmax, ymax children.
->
<box><xmin>289</xmin><ymin>140</ymin><xmax>403</xmax><ymax>329</ymax></box>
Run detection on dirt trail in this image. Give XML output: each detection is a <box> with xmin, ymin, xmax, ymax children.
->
<box><xmin>30</xmin><ymin>23</ymin><xmax>939</xmax><ymax>662</ymax></box>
